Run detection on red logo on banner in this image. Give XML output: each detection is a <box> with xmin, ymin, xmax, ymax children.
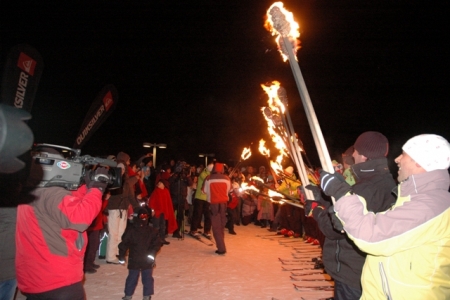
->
<box><xmin>17</xmin><ymin>52</ymin><xmax>36</xmax><ymax>76</ymax></box>
<box><xmin>103</xmin><ymin>91</ymin><xmax>114</xmax><ymax>111</ymax></box>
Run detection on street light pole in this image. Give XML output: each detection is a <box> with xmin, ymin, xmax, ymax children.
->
<box><xmin>143</xmin><ymin>142</ymin><xmax>167</xmax><ymax>166</ymax></box>
<box><xmin>198</xmin><ymin>153</ymin><xmax>215</xmax><ymax>166</ymax></box>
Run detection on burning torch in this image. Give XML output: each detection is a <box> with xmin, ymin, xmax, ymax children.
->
<box><xmin>265</xmin><ymin>2</ymin><xmax>334</xmax><ymax>178</ymax></box>
<box><xmin>228</xmin><ymin>146</ymin><xmax>252</xmax><ymax>178</ymax></box>
<box><xmin>261</xmin><ymin>82</ymin><xmax>313</xmax><ymax>200</ymax></box>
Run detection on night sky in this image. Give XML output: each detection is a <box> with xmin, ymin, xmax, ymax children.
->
<box><xmin>2</xmin><ymin>0</ymin><xmax>448</xmax><ymax>171</ymax></box>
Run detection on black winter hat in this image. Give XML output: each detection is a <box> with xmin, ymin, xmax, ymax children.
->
<box><xmin>354</xmin><ymin>131</ymin><xmax>388</xmax><ymax>159</ymax></box>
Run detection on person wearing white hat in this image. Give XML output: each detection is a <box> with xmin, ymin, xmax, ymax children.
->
<box><xmin>331</xmin><ymin>134</ymin><xmax>450</xmax><ymax>299</ymax></box>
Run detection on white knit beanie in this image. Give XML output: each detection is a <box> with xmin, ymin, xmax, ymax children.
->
<box><xmin>402</xmin><ymin>134</ymin><xmax>450</xmax><ymax>172</ymax></box>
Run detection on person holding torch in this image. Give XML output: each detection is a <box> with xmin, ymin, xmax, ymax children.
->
<box><xmin>330</xmin><ymin>134</ymin><xmax>450</xmax><ymax>300</ymax></box>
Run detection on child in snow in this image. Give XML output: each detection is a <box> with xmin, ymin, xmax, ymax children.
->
<box><xmin>118</xmin><ymin>207</ymin><xmax>162</xmax><ymax>300</ymax></box>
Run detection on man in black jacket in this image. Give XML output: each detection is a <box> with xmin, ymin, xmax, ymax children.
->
<box><xmin>305</xmin><ymin>131</ymin><xmax>396</xmax><ymax>300</ymax></box>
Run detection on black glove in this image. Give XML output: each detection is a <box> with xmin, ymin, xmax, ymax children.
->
<box><xmin>302</xmin><ymin>185</ymin><xmax>329</xmax><ymax>217</ymax></box>
<box><xmin>304</xmin><ymin>200</ymin><xmax>320</xmax><ymax>217</ymax></box>
<box><xmin>328</xmin><ymin>206</ymin><xmax>344</xmax><ymax>233</ymax></box>
<box><xmin>85</xmin><ymin>167</ymin><xmax>109</xmax><ymax>192</ymax></box>
<box><xmin>319</xmin><ymin>169</ymin><xmax>351</xmax><ymax>200</ymax></box>
<box><xmin>305</xmin><ymin>184</ymin><xmax>322</xmax><ymax>201</ymax></box>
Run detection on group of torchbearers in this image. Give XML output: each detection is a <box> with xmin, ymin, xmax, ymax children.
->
<box><xmin>220</xmin><ymin>130</ymin><xmax>450</xmax><ymax>300</ymax></box>
<box><xmin>279</xmin><ymin>132</ymin><xmax>450</xmax><ymax>300</ymax></box>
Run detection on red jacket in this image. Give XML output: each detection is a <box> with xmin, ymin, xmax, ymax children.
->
<box><xmin>16</xmin><ymin>185</ymin><xmax>102</xmax><ymax>293</ymax></box>
<box><xmin>202</xmin><ymin>163</ymin><xmax>230</xmax><ymax>204</ymax></box>
<box><xmin>148</xmin><ymin>187</ymin><xmax>177</xmax><ymax>233</ymax></box>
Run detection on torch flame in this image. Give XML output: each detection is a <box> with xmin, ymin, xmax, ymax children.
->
<box><xmin>271</xmin><ymin>160</ymin><xmax>283</xmax><ymax>175</ymax></box>
<box><xmin>261</xmin><ymin>81</ymin><xmax>285</xmax><ymax>114</ymax></box>
<box><xmin>258</xmin><ymin>139</ymin><xmax>270</xmax><ymax>157</ymax></box>
<box><xmin>241</xmin><ymin>147</ymin><xmax>252</xmax><ymax>161</ymax></box>
<box><xmin>265</xmin><ymin>2</ymin><xmax>300</xmax><ymax>62</ymax></box>
<box><xmin>241</xmin><ymin>182</ymin><xmax>260</xmax><ymax>193</ymax></box>
<box><xmin>261</xmin><ymin>82</ymin><xmax>289</xmax><ymax>163</ymax></box>
<box><xmin>268</xmin><ymin>189</ymin><xmax>284</xmax><ymax>198</ymax></box>
<box><xmin>251</xmin><ymin>176</ymin><xmax>264</xmax><ymax>184</ymax></box>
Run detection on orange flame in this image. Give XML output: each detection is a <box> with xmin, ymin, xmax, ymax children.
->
<box><xmin>241</xmin><ymin>182</ymin><xmax>259</xmax><ymax>193</ymax></box>
<box><xmin>268</xmin><ymin>189</ymin><xmax>284</xmax><ymax>198</ymax></box>
<box><xmin>258</xmin><ymin>139</ymin><xmax>270</xmax><ymax>157</ymax></box>
<box><xmin>265</xmin><ymin>2</ymin><xmax>300</xmax><ymax>62</ymax></box>
<box><xmin>261</xmin><ymin>81</ymin><xmax>285</xmax><ymax>114</ymax></box>
<box><xmin>261</xmin><ymin>82</ymin><xmax>289</xmax><ymax>165</ymax></box>
<box><xmin>241</xmin><ymin>147</ymin><xmax>251</xmax><ymax>161</ymax></box>
<box><xmin>251</xmin><ymin>176</ymin><xmax>264</xmax><ymax>184</ymax></box>
<box><xmin>270</xmin><ymin>160</ymin><xmax>283</xmax><ymax>175</ymax></box>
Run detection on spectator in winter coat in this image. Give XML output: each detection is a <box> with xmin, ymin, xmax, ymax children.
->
<box><xmin>169</xmin><ymin>164</ymin><xmax>192</xmax><ymax>239</ymax></box>
<box><xmin>226</xmin><ymin>182</ymin><xmax>241</xmax><ymax>235</ymax></box>
<box><xmin>332</xmin><ymin>134</ymin><xmax>450</xmax><ymax>300</ymax></box>
<box><xmin>189</xmin><ymin>163</ymin><xmax>213</xmax><ymax>239</ymax></box>
<box><xmin>240</xmin><ymin>192</ymin><xmax>257</xmax><ymax>226</ymax></box>
<box><xmin>118</xmin><ymin>207</ymin><xmax>162</xmax><ymax>300</ymax></box>
<box><xmin>105</xmin><ymin>152</ymin><xmax>140</xmax><ymax>265</ymax></box>
<box><xmin>257</xmin><ymin>187</ymin><xmax>274</xmax><ymax>228</ymax></box>
<box><xmin>273</xmin><ymin>166</ymin><xmax>304</xmax><ymax>237</ymax></box>
<box><xmin>148</xmin><ymin>180</ymin><xmax>176</xmax><ymax>245</ymax></box>
<box><xmin>84</xmin><ymin>190</ymin><xmax>110</xmax><ymax>274</ymax></box>
<box><xmin>142</xmin><ymin>158</ymin><xmax>157</xmax><ymax>195</ymax></box>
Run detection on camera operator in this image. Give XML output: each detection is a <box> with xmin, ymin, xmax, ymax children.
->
<box><xmin>15</xmin><ymin>148</ymin><xmax>109</xmax><ymax>300</ymax></box>
<box><xmin>169</xmin><ymin>161</ymin><xmax>193</xmax><ymax>239</ymax></box>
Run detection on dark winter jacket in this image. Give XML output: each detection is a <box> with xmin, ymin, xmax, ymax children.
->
<box><xmin>169</xmin><ymin>173</ymin><xmax>192</xmax><ymax>207</ymax></box>
<box><xmin>0</xmin><ymin>207</ymin><xmax>17</xmax><ymax>281</ymax></box>
<box><xmin>312</xmin><ymin>158</ymin><xmax>396</xmax><ymax>290</ymax></box>
<box><xmin>107</xmin><ymin>174</ymin><xmax>139</xmax><ymax>210</ymax></box>
<box><xmin>118</xmin><ymin>212</ymin><xmax>162</xmax><ymax>270</ymax></box>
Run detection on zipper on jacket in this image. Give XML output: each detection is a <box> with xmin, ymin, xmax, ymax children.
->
<box><xmin>379</xmin><ymin>262</ymin><xmax>393</xmax><ymax>300</ymax></box>
<box><xmin>335</xmin><ymin>240</ymin><xmax>341</xmax><ymax>272</ymax></box>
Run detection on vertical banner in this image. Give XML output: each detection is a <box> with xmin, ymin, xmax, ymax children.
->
<box><xmin>73</xmin><ymin>84</ymin><xmax>119</xmax><ymax>149</ymax></box>
<box><xmin>0</xmin><ymin>44</ymin><xmax>44</xmax><ymax>113</ymax></box>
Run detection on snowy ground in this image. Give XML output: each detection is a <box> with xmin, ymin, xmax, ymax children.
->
<box><xmin>17</xmin><ymin>223</ymin><xmax>333</xmax><ymax>300</ymax></box>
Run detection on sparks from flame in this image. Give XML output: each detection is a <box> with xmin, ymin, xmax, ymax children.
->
<box><xmin>265</xmin><ymin>2</ymin><xmax>300</xmax><ymax>62</ymax></box>
<box><xmin>241</xmin><ymin>147</ymin><xmax>251</xmax><ymax>161</ymax></box>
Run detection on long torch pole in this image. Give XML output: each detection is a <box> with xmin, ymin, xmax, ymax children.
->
<box><xmin>279</xmin><ymin>114</ymin><xmax>313</xmax><ymax>199</ymax></box>
<box><xmin>281</xmin><ymin>36</ymin><xmax>334</xmax><ymax>175</ymax></box>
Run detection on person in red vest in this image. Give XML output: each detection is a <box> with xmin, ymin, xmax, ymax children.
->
<box><xmin>202</xmin><ymin>162</ymin><xmax>231</xmax><ymax>255</ymax></box>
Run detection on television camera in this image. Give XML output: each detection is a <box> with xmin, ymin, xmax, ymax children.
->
<box><xmin>29</xmin><ymin>143</ymin><xmax>122</xmax><ymax>190</ymax></box>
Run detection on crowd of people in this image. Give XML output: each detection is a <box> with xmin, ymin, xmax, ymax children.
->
<box><xmin>0</xmin><ymin>132</ymin><xmax>449</xmax><ymax>300</ymax></box>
